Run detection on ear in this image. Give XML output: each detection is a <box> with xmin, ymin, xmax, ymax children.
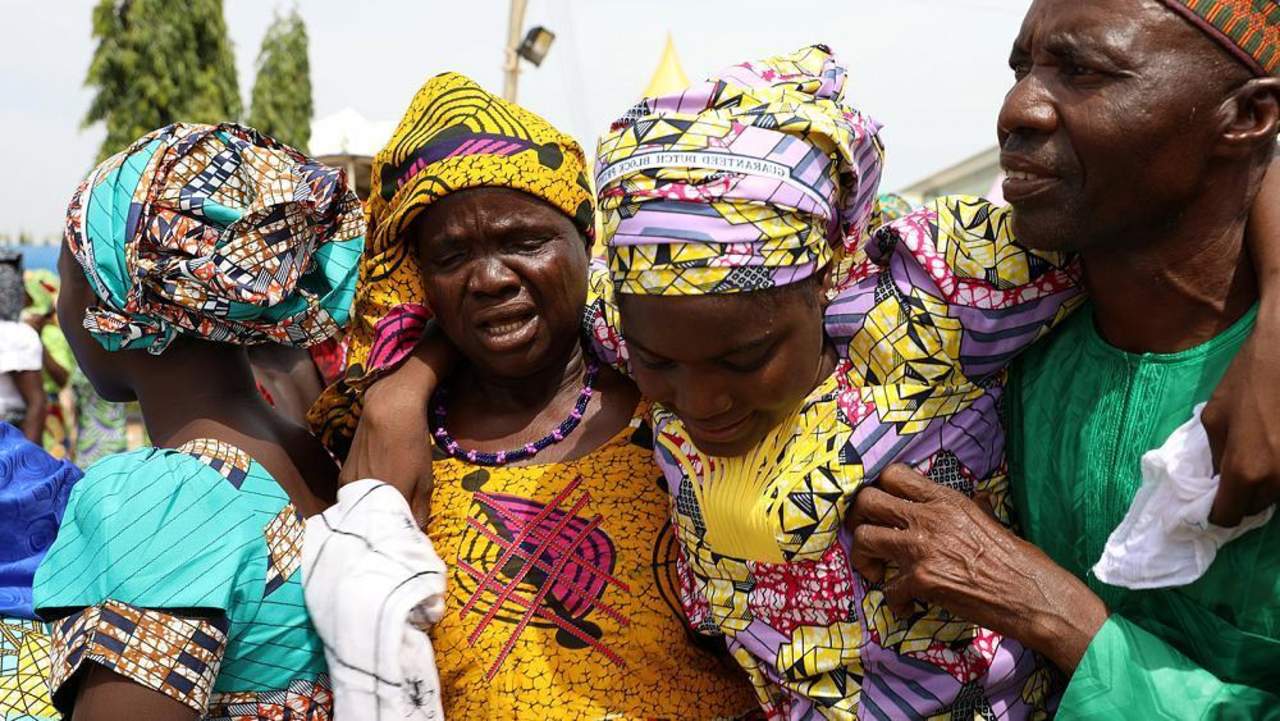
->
<box><xmin>1218</xmin><ymin>78</ymin><xmax>1280</xmax><ymax>158</ymax></box>
<box><xmin>816</xmin><ymin>262</ymin><xmax>837</xmax><ymax>309</ymax></box>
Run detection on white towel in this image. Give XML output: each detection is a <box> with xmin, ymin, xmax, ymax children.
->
<box><xmin>1093</xmin><ymin>403</ymin><xmax>1275</xmax><ymax>590</ymax></box>
<box><xmin>303</xmin><ymin>479</ymin><xmax>448</xmax><ymax>720</ymax></box>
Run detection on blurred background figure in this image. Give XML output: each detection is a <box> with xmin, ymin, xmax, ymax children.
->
<box><xmin>0</xmin><ymin>251</ymin><xmax>46</xmax><ymax>443</ymax></box>
<box><xmin>22</xmin><ymin>269</ymin><xmax>73</xmax><ymax>458</ymax></box>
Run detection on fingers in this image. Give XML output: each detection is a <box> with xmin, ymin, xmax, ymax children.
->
<box><xmin>850</xmin><ymin>485</ymin><xmax>917</xmax><ymax>529</ymax></box>
<box><xmin>878</xmin><ymin>463</ymin><xmax>948</xmax><ymax>502</ymax></box>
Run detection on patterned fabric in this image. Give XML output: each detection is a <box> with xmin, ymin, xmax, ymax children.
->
<box><xmin>0</xmin><ymin>252</ymin><xmax>22</xmax><ymax>323</ymax></box>
<box><xmin>871</xmin><ymin>193</ymin><xmax>913</xmax><ymax>229</ymax></box>
<box><xmin>48</xmin><ymin>601</ymin><xmax>228</xmax><ymax>711</ymax></box>
<box><xmin>0</xmin><ymin>617</ymin><xmax>56</xmax><ymax>721</ymax></box>
<box><xmin>1159</xmin><ymin>0</ymin><xmax>1280</xmax><ymax>75</ymax></box>
<box><xmin>596</xmin><ymin>45</ymin><xmax>884</xmax><ymax>297</ymax></box>
<box><xmin>427</xmin><ymin>405</ymin><xmax>757</xmax><ymax>720</ymax></box>
<box><xmin>308</xmin><ymin>73</ymin><xmax>595</xmax><ymax>455</ymax></box>
<box><xmin>63</xmin><ymin>122</ymin><xmax>364</xmax><ymax>355</ymax></box>
<box><xmin>0</xmin><ymin>421</ymin><xmax>81</xmax><ymax>620</ymax></box>
<box><xmin>33</xmin><ymin>439</ymin><xmax>330</xmax><ymax>718</ymax></box>
<box><xmin>69</xmin><ymin>369</ymin><xmax>128</xmax><ymax>468</ymax></box>
<box><xmin>586</xmin><ymin>196</ymin><xmax>1084</xmax><ymax>719</ymax></box>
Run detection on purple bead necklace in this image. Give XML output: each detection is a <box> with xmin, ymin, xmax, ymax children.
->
<box><xmin>430</xmin><ymin>355</ymin><xmax>601</xmax><ymax>466</ymax></box>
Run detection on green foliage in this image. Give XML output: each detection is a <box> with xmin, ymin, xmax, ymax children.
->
<box><xmin>84</xmin><ymin>0</ymin><xmax>242</xmax><ymax>162</ymax></box>
<box><xmin>248</xmin><ymin>10</ymin><xmax>313</xmax><ymax>152</ymax></box>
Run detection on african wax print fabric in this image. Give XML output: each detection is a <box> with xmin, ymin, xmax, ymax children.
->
<box><xmin>427</xmin><ymin>404</ymin><xmax>757</xmax><ymax>720</ymax></box>
<box><xmin>68</xmin><ymin>369</ymin><xmax>127</xmax><ymax>468</ymax></box>
<box><xmin>33</xmin><ymin>439</ymin><xmax>331</xmax><ymax>718</ymax></box>
<box><xmin>1009</xmin><ymin>304</ymin><xmax>1280</xmax><ymax>716</ymax></box>
<box><xmin>63</xmin><ymin>122</ymin><xmax>364</xmax><ymax>355</ymax></box>
<box><xmin>585</xmin><ymin>196</ymin><xmax>1083</xmax><ymax>719</ymax></box>
<box><xmin>0</xmin><ymin>421</ymin><xmax>81</xmax><ymax>620</ymax></box>
<box><xmin>596</xmin><ymin>45</ymin><xmax>884</xmax><ymax>297</ymax></box>
<box><xmin>871</xmin><ymin>193</ymin><xmax>913</xmax><ymax>229</ymax></box>
<box><xmin>0</xmin><ymin>618</ymin><xmax>56</xmax><ymax>721</ymax></box>
<box><xmin>308</xmin><ymin>74</ymin><xmax>595</xmax><ymax>455</ymax></box>
<box><xmin>0</xmin><ymin>252</ymin><xmax>22</xmax><ymax>323</ymax></box>
<box><xmin>1159</xmin><ymin>0</ymin><xmax>1280</xmax><ymax>75</ymax></box>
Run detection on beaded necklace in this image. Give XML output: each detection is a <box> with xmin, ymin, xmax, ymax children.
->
<box><xmin>430</xmin><ymin>355</ymin><xmax>601</xmax><ymax>466</ymax></box>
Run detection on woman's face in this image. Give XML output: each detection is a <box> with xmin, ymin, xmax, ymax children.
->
<box><xmin>56</xmin><ymin>244</ymin><xmax>134</xmax><ymax>402</ymax></box>
<box><xmin>411</xmin><ymin>188</ymin><xmax>590</xmax><ymax>379</ymax></box>
<box><xmin>618</xmin><ymin>279</ymin><xmax>828</xmax><ymax>458</ymax></box>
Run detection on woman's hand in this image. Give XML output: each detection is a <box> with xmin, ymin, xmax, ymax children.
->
<box><xmin>845</xmin><ymin>464</ymin><xmax>1109</xmax><ymax>675</ymax></box>
<box><xmin>1203</xmin><ymin>157</ymin><xmax>1280</xmax><ymax>526</ymax></box>
<box><xmin>340</xmin><ymin>324</ymin><xmax>458</xmax><ymax>527</ymax></box>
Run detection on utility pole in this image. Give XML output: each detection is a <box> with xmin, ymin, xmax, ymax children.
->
<box><xmin>503</xmin><ymin>0</ymin><xmax>529</xmax><ymax>102</ymax></box>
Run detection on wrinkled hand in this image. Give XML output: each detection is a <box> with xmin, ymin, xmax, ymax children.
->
<box><xmin>846</xmin><ymin>464</ymin><xmax>1108</xmax><ymax>674</ymax></box>
<box><xmin>340</xmin><ymin>325</ymin><xmax>458</xmax><ymax>527</ymax></box>
<box><xmin>1203</xmin><ymin>303</ymin><xmax>1280</xmax><ymax>527</ymax></box>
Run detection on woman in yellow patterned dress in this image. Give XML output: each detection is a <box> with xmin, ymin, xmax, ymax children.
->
<box><xmin>309</xmin><ymin>73</ymin><xmax>756</xmax><ymax>720</ymax></box>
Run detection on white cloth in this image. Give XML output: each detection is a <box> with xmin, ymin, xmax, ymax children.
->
<box><xmin>1093</xmin><ymin>403</ymin><xmax>1275</xmax><ymax>590</ymax></box>
<box><xmin>0</xmin><ymin>321</ymin><xmax>42</xmax><ymax>419</ymax></box>
<box><xmin>303</xmin><ymin>479</ymin><xmax>448</xmax><ymax>720</ymax></box>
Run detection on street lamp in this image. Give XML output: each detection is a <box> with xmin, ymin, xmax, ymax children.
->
<box><xmin>502</xmin><ymin>1</ymin><xmax>555</xmax><ymax>102</ymax></box>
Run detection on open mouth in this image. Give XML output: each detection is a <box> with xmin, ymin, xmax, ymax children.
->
<box><xmin>476</xmin><ymin>310</ymin><xmax>538</xmax><ymax>351</ymax></box>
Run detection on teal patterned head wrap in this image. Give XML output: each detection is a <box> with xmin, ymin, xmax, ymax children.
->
<box><xmin>64</xmin><ymin>122</ymin><xmax>365</xmax><ymax>354</ymax></box>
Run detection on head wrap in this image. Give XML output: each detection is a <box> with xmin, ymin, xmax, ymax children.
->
<box><xmin>872</xmin><ymin>193</ymin><xmax>914</xmax><ymax>229</ymax></box>
<box><xmin>308</xmin><ymin>73</ymin><xmax>594</xmax><ymax>454</ymax></box>
<box><xmin>1159</xmin><ymin>0</ymin><xmax>1280</xmax><ymax>75</ymax></box>
<box><xmin>0</xmin><ymin>250</ymin><xmax>23</xmax><ymax>322</ymax></box>
<box><xmin>596</xmin><ymin>44</ymin><xmax>884</xmax><ymax>296</ymax></box>
<box><xmin>64</xmin><ymin>122</ymin><xmax>364</xmax><ymax>354</ymax></box>
<box><xmin>23</xmin><ymin>269</ymin><xmax>58</xmax><ymax>317</ymax></box>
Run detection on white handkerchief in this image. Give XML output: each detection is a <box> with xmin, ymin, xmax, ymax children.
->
<box><xmin>1093</xmin><ymin>403</ymin><xmax>1274</xmax><ymax>590</ymax></box>
<box><xmin>303</xmin><ymin>479</ymin><xmax>448</xmax><ymax>720</ymax></box>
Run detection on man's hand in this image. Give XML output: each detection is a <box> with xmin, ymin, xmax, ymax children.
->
<box><xmin>339</xmin><ymin>324</ymin><xmax>457</xmax><ymax>528</ymax></box>
<box><xmin>1203</xmin><ymin>311</ymin><xmax>1280</xmax><ymax>527</ymax></box>
<box><xmin>846</xmin><ymin>464</ymin><xmax>1109</xmax><ymax>675</ymax></box>
<box><xmin>1205</xmin><ymin>157</ymin><xmax>1280</xmax><ymax>527</ymax></box>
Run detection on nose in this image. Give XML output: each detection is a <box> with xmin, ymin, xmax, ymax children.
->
<box><xmin>997</xmin><ymin>70</ymin><xmax>1059</xmax><ymax>146</ymax></box>
<box><xmin>466</xmin><ymin>255</ymin><xmax>520</xmax><ymax>300</ymax></box>
<box><xmin>671</xmin><ymin>370</ymin><xmax>734</xmax><ymax>422</ymax></box>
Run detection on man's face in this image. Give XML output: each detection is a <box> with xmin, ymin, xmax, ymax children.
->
<box><xmin>999</xmin><ymin>0</ymin><xmax>1250</xmax><ymax>253</ymax></box>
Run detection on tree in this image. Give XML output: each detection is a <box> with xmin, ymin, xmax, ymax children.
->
<box><xmin>84</xmin><ymin>0</ymin><xmax>242</xmax><ymax>161</ymax></box>
<box><xmin>248</xmin><ymin>10</ymin><xmax>313</xmax><ymax>152</ymax></box>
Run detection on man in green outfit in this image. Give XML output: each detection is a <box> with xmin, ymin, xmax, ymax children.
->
<box><xmin>849</xmin><ymin>0</ymin><xmax>1280</xmax><ymax>716</ymax></box>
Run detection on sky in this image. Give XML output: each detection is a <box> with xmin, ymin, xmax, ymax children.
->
<box><xmin>0</xmin><ymin>0</ymin><xmax>1031</xmax><ymax>239</ymax></box>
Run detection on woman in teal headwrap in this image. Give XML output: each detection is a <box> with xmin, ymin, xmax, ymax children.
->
<box><xmin>32</xmin><ymin>122</ymin><xmax>363</xmax><ymax>720</ymax></box>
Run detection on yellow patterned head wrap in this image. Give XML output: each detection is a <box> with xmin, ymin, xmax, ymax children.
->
<box><xmin>596</xmin><ymin>45</ymin><xmax>884</xmax><ymax>296</ymax></box>
<box><xmin>308</xmin><ymin>72</ymin><xmax>594</xmax><ymax>455</ymax></box>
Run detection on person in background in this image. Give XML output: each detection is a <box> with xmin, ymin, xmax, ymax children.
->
<box><xmin>0</xmin><ymin>421</ymin><xmax>82</xmax><ymax>721</ymax></box>
<box><xmin>0</xmin><ymin>251</ymin><xmax>47</xmax><ymax>443</ymax></box>
<box><xmin>67</xmin><ymin>366</ymin><xmax>128</xmax><ymax>468</ymax></box>
<box><xmin>33</xmin><ymin>122</ymin><xmax>363</xmax><ymax>720</ymax></box>
<box><xmin>23</xmin><ymin>270</ymin><xmax>73</xmax><ymax>458</ymax></box>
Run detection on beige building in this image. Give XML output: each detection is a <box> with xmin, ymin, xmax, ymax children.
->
<box><xmin>897</xmin><ymin>145</ymin><xmax>1001</xmax><ymax>205</ymax></box>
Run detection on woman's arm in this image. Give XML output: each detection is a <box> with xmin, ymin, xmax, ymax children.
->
<box><xmin>1204</xmin><ymin>157</ymin><xmax>1280</xmax><ymax>525</ymax></box>
<box><xmin>15</xmin><ymin>369</ymin><xmax>46</xmax><ymax>442</ymax></box>
<box><xmin>71</xmin><ymin>666</ymin><xmax>198</xmax><ymax>721</ymax></box>
<box><xmin>339</xmin><ymin>323</ymin><xmax>457</xmax><ymax>527</ymax></box>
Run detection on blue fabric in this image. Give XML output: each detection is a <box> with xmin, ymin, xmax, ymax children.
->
<box><xmin>0</xmin><ymin>422</ymin><xmax>82</xmax><ymax>619</ymax></box>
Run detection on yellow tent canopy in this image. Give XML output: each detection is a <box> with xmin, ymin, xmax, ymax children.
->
<box><xmin>643</xmin><ymin>34</ymin><xmax>690</xmax><ymax>98</ymax></box>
